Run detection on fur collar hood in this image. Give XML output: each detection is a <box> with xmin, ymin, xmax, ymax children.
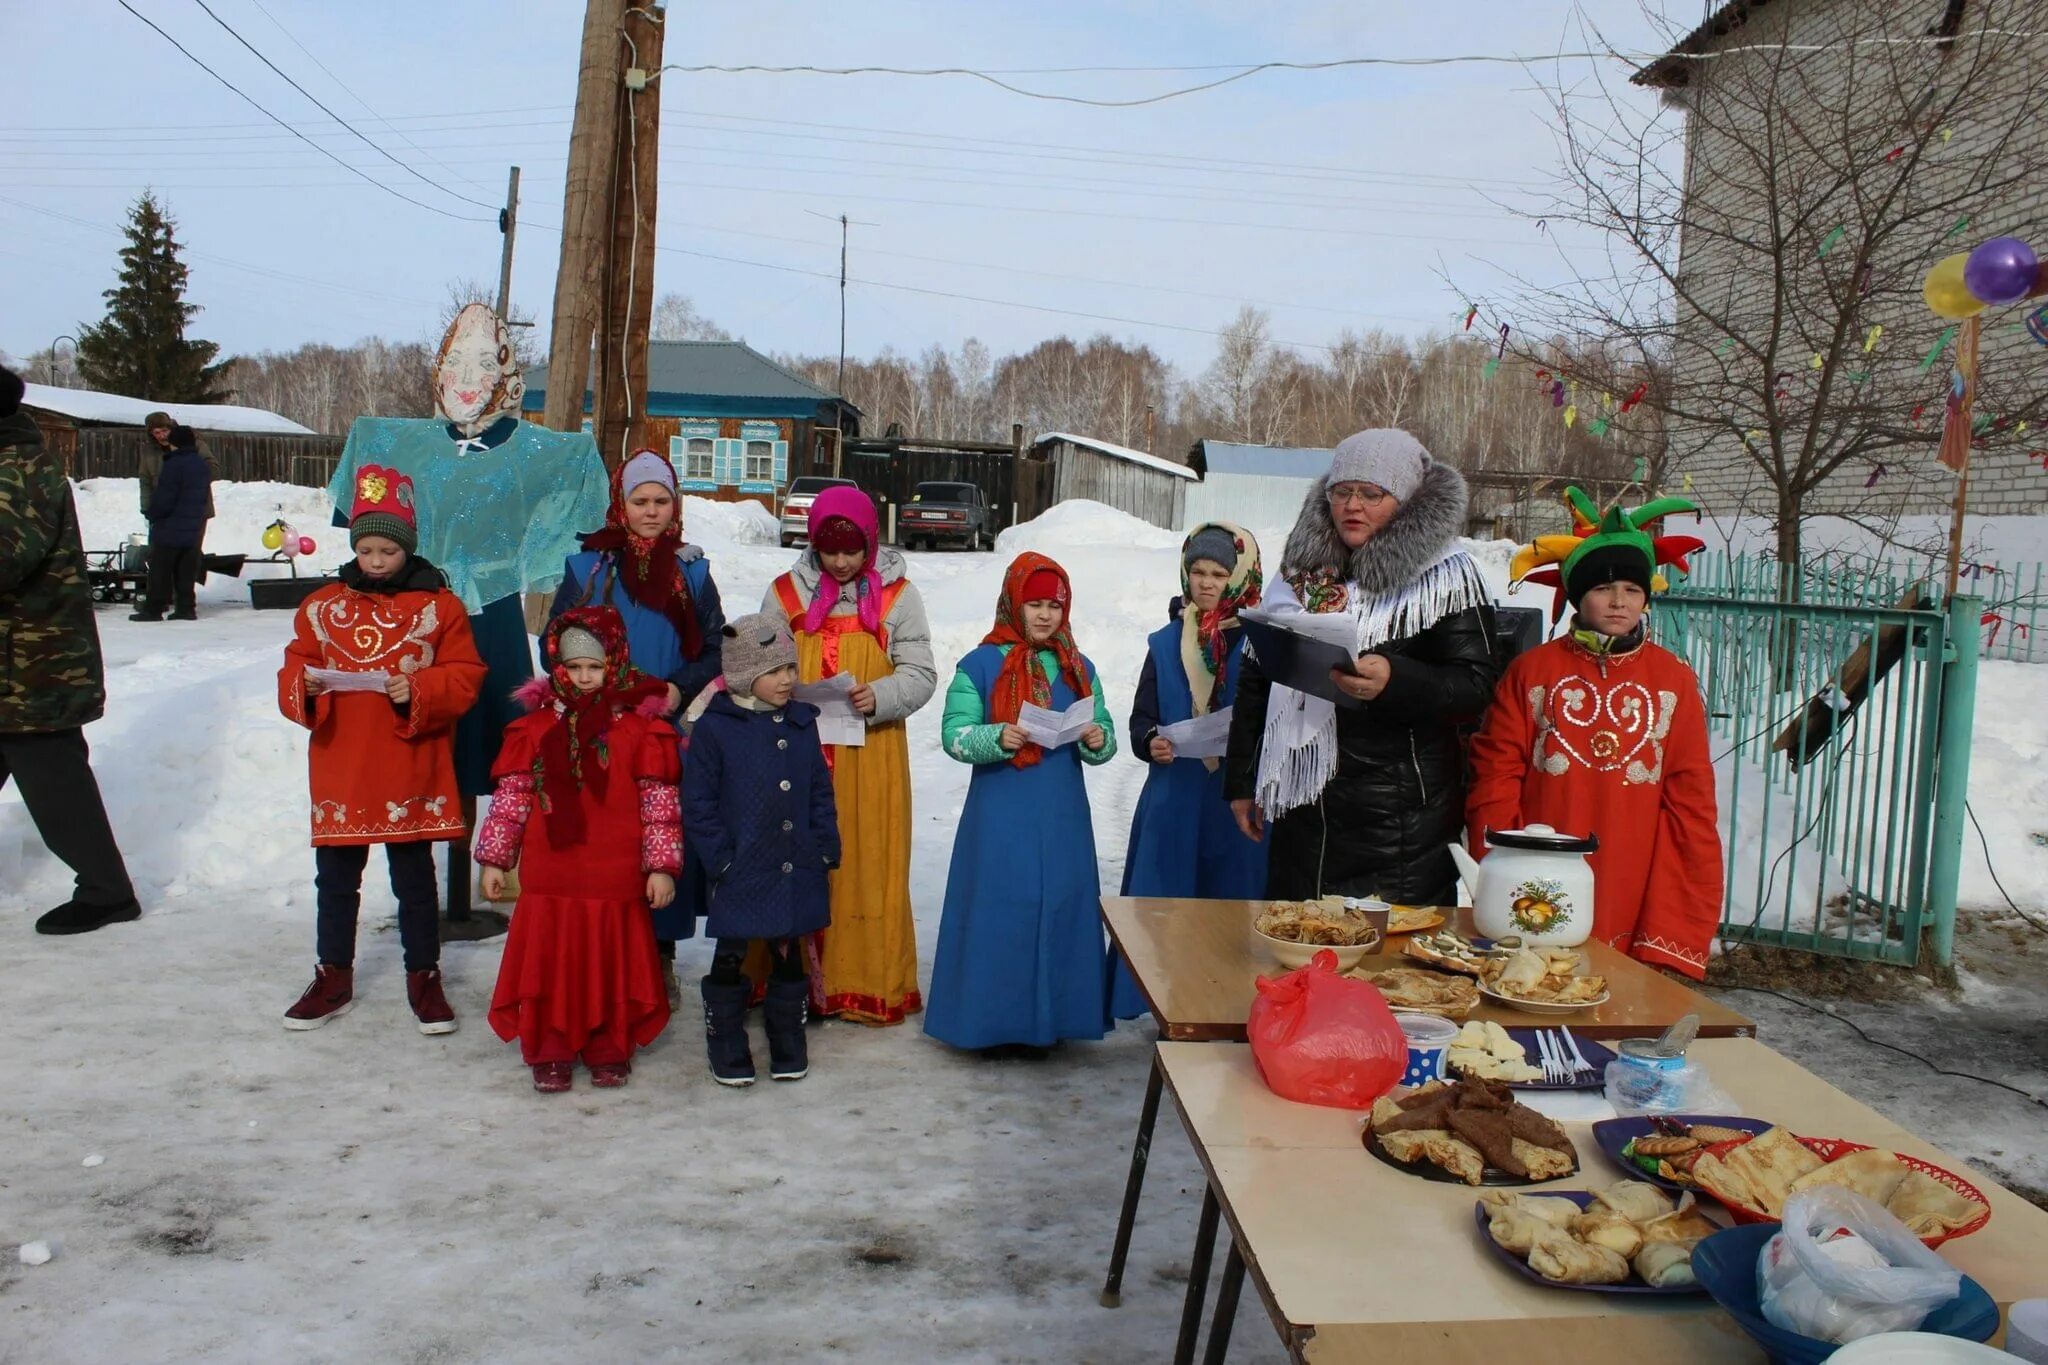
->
<box><xmin>1278</xmin><ymin>459</ymin><xmax>1469</xmax><ymax>596</ymax></box>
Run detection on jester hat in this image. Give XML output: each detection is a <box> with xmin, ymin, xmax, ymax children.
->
<box><xmin>1509</xmin><ymin>486</ymin><xmax>1704</xmax><ymax>621</ymax></box>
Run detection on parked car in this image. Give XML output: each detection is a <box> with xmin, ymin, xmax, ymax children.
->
<box><xmin>779</xmin><ymin>475</ymin><xmax>859</xmax><ymax>547</ymax></box>
<box><xmin>899</xmin><ymin>481</ymin><xmax>994</xmax><ymax>551</ymax></box>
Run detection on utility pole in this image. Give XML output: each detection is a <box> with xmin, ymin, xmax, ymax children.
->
<box><xmin>592</xmin><ymin>2</ymin><xmax>664</xmax><ymax>467</ymax></box>
<box><xmin>805</xmin><ymin>209</ymin><xmax>877</xmax><ymax>408</ymax></box>
<box><xmin>495</xmin><ymin>165</ymin><xmax>521</xmax><ymax>320</ymax></box>
<box><xmin>542</xmin><ymin>0</ymin><xmax>630</xmax><ymax>435</ymax></box>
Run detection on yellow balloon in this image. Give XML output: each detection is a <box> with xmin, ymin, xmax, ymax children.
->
<box><xmin>262</xmin><ymin>525</ymin><xmax>283</xmax><ymax>550</ymax></box>
<box><xmin>1923</xmin><ymin>252</ymin><xmax>1986</xmax><ymax>319</ymax></box>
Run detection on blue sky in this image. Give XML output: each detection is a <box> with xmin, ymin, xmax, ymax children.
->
<box><xmin>1</xmin><ymin>1</ymin><xmax>1685</xmax><ymax>374</ymax></box>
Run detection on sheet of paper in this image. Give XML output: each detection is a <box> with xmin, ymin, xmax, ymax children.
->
<box><xmin>307</xmin><ymin>667</ymin><xmax>392</xmax><ymax>693</ymax></box>
<box><xmin>1235</xmin><ymin>611</ymin><xmax>1364</xmax><ymax>708</ymax></box>
<box><xmin>1017</xmin><ymin>696</ymin><xmax>1096</xmax><ymax>750</ymax></box>
<box><xmin>1157</xmin><ymin>707</ymin><xmax>1233</xmax><ymax>759</ymax></box>
<box><xmin>795</xmin><ymin>671</ymin><xmax>866</xmax><ymax>748</ymax></box>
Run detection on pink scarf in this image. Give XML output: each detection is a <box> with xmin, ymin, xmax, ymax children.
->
<box><xmin>801</xmin><ymin>484</ymin><xmax>886</xmax><ymax>636</ymax></box>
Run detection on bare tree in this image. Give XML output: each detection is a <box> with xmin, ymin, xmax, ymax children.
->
<box><xmin>1466</xmin><ymin>4</ymin><xmax>2048</xmax><ymax>587</ymax></box>
<box><xmin>649</xmin><ymin>292</ymin><xmax>732</xmax><ymax>342</ymax></box>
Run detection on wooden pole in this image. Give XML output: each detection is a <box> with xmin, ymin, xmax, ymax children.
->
<box><xmin>495</xmin><ymin>165</ymin><xmax>521</xmax><ymax>320</ymax></box>
<box><xmin>593</xmin><ymin>3</ymin><xmax>663</xmax><ymax>469</ymax></box>
<box><xmin>542</xmin><ymin>0</ymin><xmax>629</xmax><ymax>434</ymax></box>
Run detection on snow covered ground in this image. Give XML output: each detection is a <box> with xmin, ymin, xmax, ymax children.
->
<box><xmin>2</xmin><ymin>482</ymin><xmax>2042</xmax><ymax>1361</ymax></box>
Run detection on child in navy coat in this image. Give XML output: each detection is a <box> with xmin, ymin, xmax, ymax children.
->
<box><xmin>683</xmin><ymin>613</ymin><xmax>840</xmax><ymax>1086</ymax></box>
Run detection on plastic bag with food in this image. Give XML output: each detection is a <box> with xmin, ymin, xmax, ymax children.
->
<box><xmin>1756</xmin><ymin>1187</ymin><xmax>1964</xmax><ymax>1344</ymax></box>
<box><xmin>1247</xmin><ymin>949</ymin><xmax>1406</xmax><ymax>1109</ymax></box>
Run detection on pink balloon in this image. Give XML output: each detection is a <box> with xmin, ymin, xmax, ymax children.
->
<box><xmin>299</xmin><ymin>536</ymin><xmax>317</xmax><ymax>556</ymax></box>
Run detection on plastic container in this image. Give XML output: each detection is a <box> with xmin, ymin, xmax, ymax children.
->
<box><xmin>2006</xmin><ymin>1300</ymin><xmax>2048</xmax><ymax>1365</ymax></box>
<box><xmin>1604</xmin><ymin>1047</ymin><xmax>1732</xmax><ymax>1115</ymax></box>
<box><xmin>1395</xmin><ymin>1012</ymin><xmax>1459</xmax><ymax>1087</ymax></box>
<box><xmin>1828</xmin><ymin>1335</ymin><xmax>2024</xmax><ymax>1364</ymax></box>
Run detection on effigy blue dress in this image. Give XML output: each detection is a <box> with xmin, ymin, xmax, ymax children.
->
<box><xmin>329</xmin><ymin>415</ymin><xmax>608</xmax><ymax>793</ymax></box>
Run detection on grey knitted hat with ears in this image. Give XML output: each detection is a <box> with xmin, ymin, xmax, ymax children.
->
<box><xmin>720</xmin><ymin>612</ymin><xmax>798</xmax><ymax>695</ymax></box>
<box><xmin>1326</xmin><ymin>429</ymin><xmax>1430</xmax><ymax>502</ymax></box>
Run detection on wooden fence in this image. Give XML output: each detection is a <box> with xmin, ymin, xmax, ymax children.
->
<box><xmin>64</xmin><ymin>429</ymin><xmax>346</xmax><ymax>490</ymax></box>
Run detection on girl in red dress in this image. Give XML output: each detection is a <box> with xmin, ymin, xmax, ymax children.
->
<box><xmin>476</xmin><ymin>607</ymin><xmax>681</xmax><ymax>1092</ymax></box>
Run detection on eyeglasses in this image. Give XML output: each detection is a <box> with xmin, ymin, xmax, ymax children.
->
<box><xmin>1327</xmin><ymin>483</ymin><xmax>1392</xmax><ymax>509</ymax></box>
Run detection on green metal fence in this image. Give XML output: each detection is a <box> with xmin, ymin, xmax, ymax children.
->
<box><xmin>1671</xmin><ymin>550</ymin><xmax>2041</xmax><ymax>664</ymax></box>
<box><xmin>1649</xmin><ymin>592</ymin><xmax>1982</xmax><ymax>966</ymax></box>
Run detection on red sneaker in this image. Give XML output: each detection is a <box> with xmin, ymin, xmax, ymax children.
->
<box><xmin>406</xmin><ymin>969</ymin><xmax>458</xmax><ymax>1036</ymax></box>
<box><xmin>283</xmin><ymin>965</ymin><xmax>354</xmax><ymax>1030</ymax></box>
<box><xmin>588</xmin><ymin>1061</ymin><xmax>631</xmax><ymax>1088</ymax></box>
<box><xmin>531</xmin><ymin>1062</ymin><xmax>573</xmax><ymax>1093</ymax></box>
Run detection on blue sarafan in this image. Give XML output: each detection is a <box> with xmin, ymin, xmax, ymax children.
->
<box><xmin>925</xmin><ymin>640</ymin><xmax>1119</xmax><ymax>1051</ymax></box>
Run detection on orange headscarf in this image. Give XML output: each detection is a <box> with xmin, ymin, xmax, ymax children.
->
<box><xmin>981</xmin><ymin>552</ymin><xmax>1091</xmax><ymax>769</ymax></box>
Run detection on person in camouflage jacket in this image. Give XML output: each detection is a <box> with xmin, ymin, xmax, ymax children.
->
<box><xmin>0</xmin><ymin>364</ymin><xmax>140</xmax><ymax>934</ymax></box>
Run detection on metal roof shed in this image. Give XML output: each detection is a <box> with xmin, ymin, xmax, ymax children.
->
<box><xmin>1029</xmin><ymin>431</ymin><xmax>1194</xmax><ymax>530</ymax></box>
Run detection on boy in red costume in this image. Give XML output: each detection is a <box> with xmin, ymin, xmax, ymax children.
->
<box><xmin>477</xmin><ymin>607</ymin><xmax>681</xmax><ymax>1092</ymax></box>
<box><xmin>278</xmin><ymin>464</ymin><xmax>486</xmax><ymax>1032</ymax></box>
<box><xmin>1465</xmin><ymin>491</ymin><xmax>1723</xmax><ymax>979</ymax></box>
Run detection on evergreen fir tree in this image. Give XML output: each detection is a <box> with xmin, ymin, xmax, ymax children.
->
<box><xmin>76</xmin><ymin>191</ymin><xmax>231</xmax><ymax>402</ymax></box>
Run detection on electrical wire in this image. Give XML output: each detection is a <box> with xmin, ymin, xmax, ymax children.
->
<box><xmin>111</xmin><ymin>0</ymin><xmax>493</xmax><ymax>223</ymax></box>
<box><xmin>184</xmin><ymin>0</ymin><xmax>501</xmax><ymax>212</ymax></box>
<box><xmin>657</xmin><ymin>35</ymin><xmax>2048</xmax><ymax>107</ymax></box>
<box><xmin>1965</xmin><ymin>799</ymin><xmax>2048</xmax><ymax>932</ymax></box>
<box><xmin>1720</xmin><ymin>984</ymin><xmax>2048</xmax><ymax>1110</ymax></box>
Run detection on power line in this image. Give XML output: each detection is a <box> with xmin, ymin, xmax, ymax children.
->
<box><xmin>183</xmin><ymin>0</ymin><xmax>501</xmax><ymax>212</ymax></box>
<box><xmin>242</xmin><ymin>0</ymin><xmax>496</xmax><ymax>196</ymax></box>
<box><xmin>110</xmin><ymin>0</ymin><xmax>493</xmax><ymax>223</ymax></box>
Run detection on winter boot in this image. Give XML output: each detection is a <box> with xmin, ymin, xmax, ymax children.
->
<box><xmin>700</xmin><ymin>978</ymin><xmax>756</xmax><ymax>1087</ymax></box>
<box><xmin>531</xmin><ymin>1062</ymin><xmax>573</xmax><ymax>1093</ymax></box>
<box><xmin>663</xmin><ymin>961</ymin><xmax>682</xmax><ymax>1012</ymax></box>
<box><xmin>588</xmin><ymin>1061</ymin><xmax>631</xmax><ymax>1089</ymax></box>
<box><xmin>283</xmin><ymin>965</ymin><xmax>354</xmax><ymax>1030</ymax></box>
<box><xmin>34</xmin><ymin>897</ymin><xmax>142</xmax><ymax>935</ymax></box>
<box><xmin>406</xmin><ymin>969</ymin><xmax>458</xmax><ymax>1035</ymax></box>
<box><xmin>762</xmin><ymin>976</ymin><xmax>811</xmax><ymax>1081</ymax></box>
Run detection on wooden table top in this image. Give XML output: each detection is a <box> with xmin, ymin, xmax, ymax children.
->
<box><xmin>1101</xmin><ymin>897</ymin><xmax>1755</xmax><ymax>1042</ymax></box>
<box><xmin>1157</xmin><ymin>1038</ymin><xmax>2048</xmax><ymax>1364</ymax></box>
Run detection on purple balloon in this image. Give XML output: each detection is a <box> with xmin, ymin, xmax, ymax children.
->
<box><xmin>1963</xmin><ymin>236</ymin><xmax>2038</xmax><ymax>306</ymax></box>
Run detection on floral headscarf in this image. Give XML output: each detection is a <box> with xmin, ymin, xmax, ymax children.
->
<box><xmin>981</xmin><ymin>552</ymin><xmax>1091</xmax><ymax>770</ymax></box>
<box><xmin>1177</xmin><ymin>522</ymin><xmax>1262</xmax><ymax>718</ymax></box>
<box><xmin>532</xmin><ymin>606</ymin><xmax>667</xmax><ymax>846</ymax></box>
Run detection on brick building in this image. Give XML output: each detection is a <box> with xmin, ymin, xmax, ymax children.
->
<box><xmin>1636</xmin><ymin>0</ymin><xmax>2048</xmax><ymax>524</ymax></box>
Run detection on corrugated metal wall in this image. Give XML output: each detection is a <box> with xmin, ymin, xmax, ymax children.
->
<box><xmin>1050</xmin><ymin>445</ymin><xmax>1186</xmax><ymax>528</ymax></box>
<box><xmin>1182</xmin><ymin>472</ymin><xmax>1316</xmax><ymax>533</ymax></box>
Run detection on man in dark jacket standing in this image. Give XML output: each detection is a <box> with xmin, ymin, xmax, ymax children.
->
<box><xmin>132</xmin><ymin>423</ymin><xmax>211</xmax><ymax>621</ymax></box>
<box><xmin>0</xmin><ymin>365</ymin><xmax>142</xmax><ymax>934</ymax></box>
<box><xmin>138</xmin><ymin>410</ymin><xmax>219</xmax><ymax>527</ymax></box>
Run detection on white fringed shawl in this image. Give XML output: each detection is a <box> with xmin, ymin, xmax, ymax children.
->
<box><xmin>1252</xmin><ymin>548</ymin><xmax>1490</xmax><ymax>817</ymax></box>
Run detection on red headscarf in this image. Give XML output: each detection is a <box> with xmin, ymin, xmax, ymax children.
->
<box><xmin>577</xmin><ymin>450</ymin><xmax>703</xmax><ymax>660</ymax></box>
<box><xmin>531</xmin><ymin>606</ymin><xmax>668</xmax><ymax>847</ymax></box>
<box><xmin>982</xmin><ymin>552</ymin><xmax>1091</xmax><ymax>769</ymax></box>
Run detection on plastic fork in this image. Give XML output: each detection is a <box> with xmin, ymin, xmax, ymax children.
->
<box><xmin>1533</xmin><ymin>1030</ymin><xmax>1565</xmax><ymax>1084</ymax></box>
<box><xmin>1558</xmin><ymin>1026</ymin><xmax>1596</xmax><ymax>1080</ymax></box>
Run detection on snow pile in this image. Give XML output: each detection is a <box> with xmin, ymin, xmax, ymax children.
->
<box><xmin>994</xmin><ymin>498</ymin><xmax>1185</xmax><ymax>555</ymax></box>
<box><xmin>1960</xmin><ymin>660</ymin><xmax>2048</xmax><ymax>918</ymax></box>
<box><xmin>682</xmin><ymin>494</ymin><xmax>779</xmax><ymax>548</ymax></box>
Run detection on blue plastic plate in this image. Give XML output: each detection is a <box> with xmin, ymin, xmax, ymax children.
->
<box><xmin>1470</xmin><ymin>1190</ymin><xmax>1714</xmax><ymax>1295</ymax></box>
<box><xmin>1448</xmin><ymin>1028</ymin><xmax>1616</xmax><ymax>1091</ymax></box>
<box><xmin>1691</xmin><ymin>1223</ymin><xmax>1999</xmax><ymax>1365</ymax></box>
<box><xmin>1590</xmin><ymin>1114</ymin><xmax>1774</xmax><ymax>1191</ymax></box>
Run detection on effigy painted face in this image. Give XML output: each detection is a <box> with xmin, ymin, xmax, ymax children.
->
<box><xmin>434</xmin><ymin>303</ymin><xmax>525</xmax><ymax>437</ymax></box>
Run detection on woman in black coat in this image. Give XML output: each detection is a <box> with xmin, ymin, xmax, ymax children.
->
<box><xmin>1223</xmin><ymin>429</ymin><xmax>1497</xmax><ymax>905</ymax></box>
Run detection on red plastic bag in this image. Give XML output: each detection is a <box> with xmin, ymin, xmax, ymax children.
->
<box><xmin>1247</xmin><ymin>949</ymin><xmax>1406</xmax><ymax>1109</ymax></box>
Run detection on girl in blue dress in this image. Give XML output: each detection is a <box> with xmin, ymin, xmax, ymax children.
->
<box><xmin>925</xmin><ymin>553</ymin><xmax>1118</xmax><ymax>1056</ymax></box>
<box><xmin>548</xmin><ymin>450</ymin><xmax>725</xmax><ymax>1001</ymax></box>
<box><xmin>1108</xmin><ymin>522</ymin><xmax>1268</xmax><ymax>1020</ymax></box>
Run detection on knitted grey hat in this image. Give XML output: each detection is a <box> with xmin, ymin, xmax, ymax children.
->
<box><xmin>1327</xmin><ymin>429</ymin><xmax>1430</xmax><ymax>503</ymax></box>
<box><xmin>1183</xmin><ymin>525</ymin><xmax>1238</xmax><ymax>575</ymax></box>
<box><xmin>721</xmin><ymin>613</ymin><xmax>798</xmax><ymax>696</ymax></box>
<box><xmin>556</xmin><ymin>626</ymin><xmax>605</xmax><ymax>663</ymax></box>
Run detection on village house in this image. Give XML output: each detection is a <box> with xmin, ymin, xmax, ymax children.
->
<box><xmin>525</xmin><ymin>339</ymin><xmax>860</xmax><ymax>511</ymax></box>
